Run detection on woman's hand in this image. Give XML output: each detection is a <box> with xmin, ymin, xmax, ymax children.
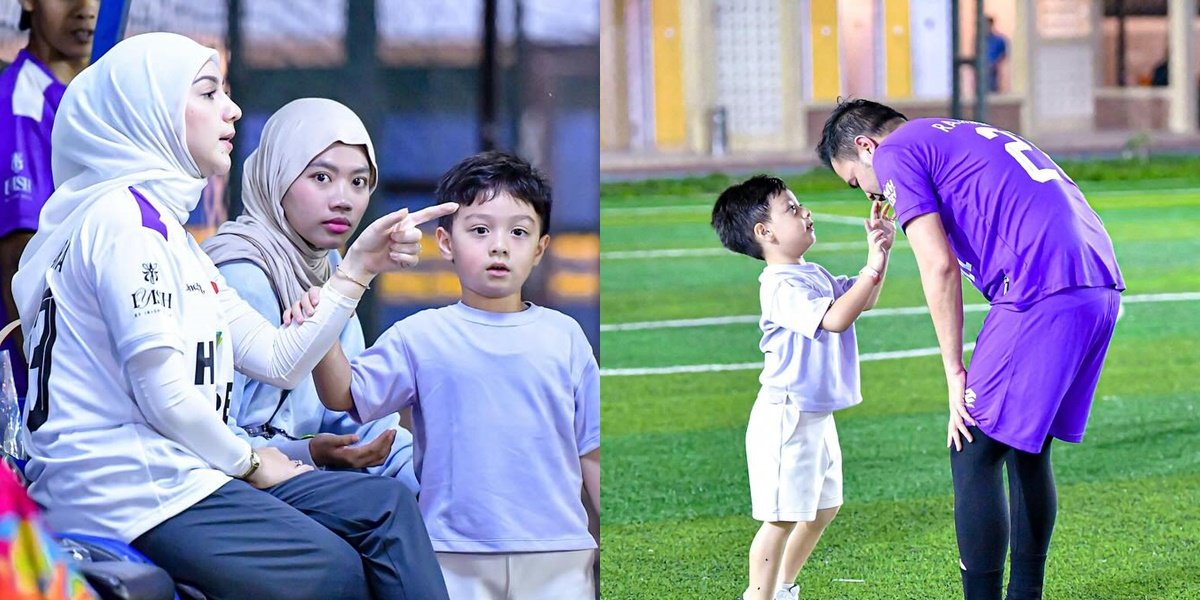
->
<box><xmin>340</xmin><ymin>203</ymin><xmax>459</xmax><ymax>281</ymax></box>
<box><xmin>282</xmin><ymin>286</ymin><xmax>322</xmax><ymax>326</ymax></box>
<box><xmin>245</xmin><ymin>446</ymin><xmax>314</xmax><ymax>489</ymax></box>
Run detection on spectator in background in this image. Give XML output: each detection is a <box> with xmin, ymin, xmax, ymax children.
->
<box><xmin>985</xmin><ymin>16</ymin><xmax>1007</xmax><ymax>93</ymax></box>
<box><xmin>0</xmin><ymin>0</ymin><xmax>98</xmax><ymax>397</ymax></box>
<box><xmin>1151</xmin><ymin>54</ymin><xmax>1169</xmax><ymax>87</ymax></box>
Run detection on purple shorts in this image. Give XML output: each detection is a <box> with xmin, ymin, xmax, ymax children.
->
<box><xmin>965</xmin><ymin>286</ymin><xmax>1121</xmax><ymax>453</ymax></box>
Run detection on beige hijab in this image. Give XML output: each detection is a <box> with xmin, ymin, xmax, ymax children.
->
<box><xmin>202</xmin><ymin>98</ymin><xmax>377</xmax><ymax>311</ymax></box>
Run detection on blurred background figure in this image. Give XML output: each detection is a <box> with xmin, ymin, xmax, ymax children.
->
<box><xmin>983</xmin><ymin>15</ymin><xmax>1006</xmax><ymax>93</ymax></box>
<box><xmin>0</xmin><ymin>0</ymin><xmax>98</xmax><ymax>400</ymax></box>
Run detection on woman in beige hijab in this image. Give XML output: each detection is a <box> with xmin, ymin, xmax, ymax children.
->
<box><xmin>202</xmin><ymin>98</ymin><xmax>417</xmax><ymax>492</ymax></box>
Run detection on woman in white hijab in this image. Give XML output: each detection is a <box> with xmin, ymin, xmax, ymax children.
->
<box><xmin>11</xmin><ymin>33</ymin><xmax>452</xmax><ymax>600</ymax></box>
<box><xmin>202</xmin><ymin>98</ymin><xmax>418</xmax><ymax>493</ymax></box>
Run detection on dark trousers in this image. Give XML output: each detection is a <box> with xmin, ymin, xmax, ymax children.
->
<box><xmin>133</xmin><ymin>471</ymin><xmax>448</xmax><ymax>600</ymax></box>
<box><xmin>951</xmin><ymin>427</ymin><xmax>1057</xmax><ymax>600</ymax></box>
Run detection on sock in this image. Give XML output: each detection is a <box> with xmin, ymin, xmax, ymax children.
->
<box><xmin>1006</xmin><ymin>554</ymin><xmax>1047</xmax><ymax>600</ymax></box>
<box><xmin>961</xmin><ymin>567</ymin><xmax>1003</xmax><ymax>600</ymax></box>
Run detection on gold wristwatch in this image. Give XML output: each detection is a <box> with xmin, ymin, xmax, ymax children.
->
<box><xmin>238</xmin><ymin>449</ymin><xmax>261</xmax><ymax>480</ymax></box>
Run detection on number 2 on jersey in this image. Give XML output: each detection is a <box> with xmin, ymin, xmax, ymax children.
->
<box><xmin>975</xmin><ymin>126</ymin><xmax>1063</xmax><ymax>183</ymax></box>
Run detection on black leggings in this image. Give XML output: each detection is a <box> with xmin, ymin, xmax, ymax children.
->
<box><xmin>950</xmin><ymin>427</ymin><xmax>1057</xmax><ymax>600</ymax></box>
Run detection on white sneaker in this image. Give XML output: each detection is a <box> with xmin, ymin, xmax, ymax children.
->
<box><xmin>774</xmin><ymin>583</ymin><xmax>799</xmax><ymax>600</ymax></box>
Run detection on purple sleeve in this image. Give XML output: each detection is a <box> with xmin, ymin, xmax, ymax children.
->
<box><xmin>348</xmin><ymin>325</ymin><xmax>415</xmax><ymax>423</ymax></box>
<box><xmin>873</xmin><ymin>143</ymin><xmax>939</xmax><ymax>231</ymax></box>
<box><xmin>0</xmin><ymin>115</ymin><xmax>55</xmax><ymax>237</ymax></box>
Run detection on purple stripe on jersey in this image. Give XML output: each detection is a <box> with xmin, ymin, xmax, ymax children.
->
<box><xmin>128</xmin><ymin>187</ymin><xmax>168</xmax><ymax>241</ymax></box>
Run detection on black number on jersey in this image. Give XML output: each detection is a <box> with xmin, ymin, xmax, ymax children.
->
<box><xmin>194</xmin><ymin>341</ymin><xmax>215</xmax><ymax>385</ymax></box>
<box><xmin>27</xmin><ymin>288</ymin><xmax>58</xmax><ymax>432</ymax></box>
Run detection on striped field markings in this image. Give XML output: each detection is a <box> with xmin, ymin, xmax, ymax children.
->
<box><xmin>600</xmin><ymin>185</ymin><xmax>1200</xmax><ymax>218</ymax></box>
<box><xmin>602</xmin><ymin>240</ymin><xmax>909</xmax><ymax>260</ymax></box>
<box><xmin>599</xmin><ymin>291</ymin><xmax>1200</xmax><ymax>376</ymax></box>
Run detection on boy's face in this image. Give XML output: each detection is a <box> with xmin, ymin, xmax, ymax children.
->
<box><xmin>757</xmin><ymin>190</ymin><xmax>814</xmax><ymax>262</ymax></box>
<box><xmin>435</xmin><ymin>190</ymin><xmax>549</xmax><ymax>313</ymax></box>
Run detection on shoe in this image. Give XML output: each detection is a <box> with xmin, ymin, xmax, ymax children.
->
<box><xmin>774</xmin><ymin>583</ymin><xmax>799</xmax><ymax>600</ymax></box>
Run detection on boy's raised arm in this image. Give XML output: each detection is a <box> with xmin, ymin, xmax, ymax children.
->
<box><xmin>862</xmin><ymin>201</ymin><xmax>895</xmax><ymax>310</ymax></box>
<box><xmin>821</xmin><ymin>224</ymin><xmax>889</xmax><ymax>332</ymax></box>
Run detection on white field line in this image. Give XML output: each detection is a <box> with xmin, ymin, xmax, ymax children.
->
<box><xmin>598</xmin><ymin>291</ymin><xmax>1200</xmax><ymax>377</ymax></box>
<box><xmin>602</xmin><ymin>241</ymin><xmax>909</xmax><ymax>260</ymax></box>
<box><xmin>1086</xmin><ymin>187</ymin><xmax>1200</xmax><ymax>196</ymax></box>
<box><xmin>603</xmin><ymin>203</ymin><xmax>869</xmax><ymax>227</ymax></box>
<box><xmin>600</xmin><ymin>343</ymin><xmax>978</xmax><ymax>377</ymax></box>
<box><xmin>601</xmin><ymin>303</ymin><xmax>979</xmax><ymax>332</ymax></box>
<box><xmin>601</xmin><ymin>186</ymin><xmax>1200</xmax><ymax>218</ymax></box>
<box><xmin>601</xmin><ymin>291</ymin><xmax>1199</xmax><ymax>333</ymax></box>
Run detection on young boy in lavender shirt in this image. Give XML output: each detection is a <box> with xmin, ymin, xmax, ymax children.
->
<box><xmin>302</xmin><ymin>151</ymin><xmax>600</xmax><ymax>600</ymax></box>
<box><xmin>711</xmin><ymin>176</ymin><xmax>894</xmax><ymax>600</ymax></box>
<box><xmin>820</xmin><ymin>99</ymin><xmax>1123</xmax><ymax>600</ymax></box>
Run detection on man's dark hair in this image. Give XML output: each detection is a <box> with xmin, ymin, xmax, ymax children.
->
<box><xmin>710</xmin><ymin>175</ymin><xmax>787</xmax><ymax>260</ymax></box>
<box><xmin>816</xmin><ymin>98</ymin><xmax>907</xmax><ymax>168</ymax></box>
<box><xmin>435</xmin><ymin>150</ymin><xmax>552</xmax><ymax>236</ymax></box>
<box><xmin>19</xmin><ymin>9</ymin><xmax>30</xmax><ymax>31</ymax></box>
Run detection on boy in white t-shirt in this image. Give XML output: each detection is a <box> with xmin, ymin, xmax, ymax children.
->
<box><xmin>298</xmin><ymin>151</ymin><xmax>600</xmax><ymax>600</ymax></box>
<box><xmin>710</xmin><ymin>175</ymin><xmax>895</xmax><ymax>600</ymax></box>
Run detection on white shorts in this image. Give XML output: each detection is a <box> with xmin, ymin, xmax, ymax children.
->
<box><xmin>746</xmin><ymin>391</ymin><xmax>843</xmax><ymax>522</ymax></box>
<box><xmin>436</xmin><ymin>549</ymin><xmax>596</xmax><ymax>600</ymax></box>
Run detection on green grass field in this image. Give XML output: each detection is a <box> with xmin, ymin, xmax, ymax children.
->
<box><xmin>599</xmin><ymin>166</ymin><xmax>1200</xmax><ymax>599</ymax></box>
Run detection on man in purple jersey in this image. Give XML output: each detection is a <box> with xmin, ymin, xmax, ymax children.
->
<box><xmin>818</xmin><ymin>99</ymin><xmax>1123</xmax><ymax>600</ymax></box>
<box><xmin>0</xmin><ymin>0</ymin><xmax>97</xmax><ymax>395</ymax></box>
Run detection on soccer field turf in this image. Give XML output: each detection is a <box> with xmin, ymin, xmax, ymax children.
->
<box><xmin>599</xmin><ymin>175</ymin><xmax>1200</xmax><ymax>599</ymax></box>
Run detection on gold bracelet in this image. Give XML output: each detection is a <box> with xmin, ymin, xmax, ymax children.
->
<box><xmin>335</xmin><ymin>265</ymin><xmax>371</xmax><ymax>290</ymax></box>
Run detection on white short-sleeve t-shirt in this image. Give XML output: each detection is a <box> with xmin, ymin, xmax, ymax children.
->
<box><xmin>757</xmin><ymin>262</ymin><xmax>862</xmax><ymax>412</ymax></box>
<box><xmin>23</xmin><ymin>187</ymin><xmax>234</xmax><ymax>542</ymax></box>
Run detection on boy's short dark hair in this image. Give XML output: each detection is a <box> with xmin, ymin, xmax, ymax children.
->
<box><xmin>711</xmin><ymin>175</ymin><xmax>787</xmax><ymax>260</ymax></box>
<box><xmin>19</xmin><ymin>9</ymin><xmax>30</xmax><ymax>31</ymax></box>
<box><xmin>816</xmin><ymin>98</ymin><xmax>907</xmax><ymax>169</ymax></box>
<box><xmin>435</xmin><ymin>151</ymin><xmax>552</xmax><ymax>236</ymax></box>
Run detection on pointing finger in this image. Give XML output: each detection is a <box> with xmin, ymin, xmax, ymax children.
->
<box><xmin>402</xmin><ymin>202</ymin><xmax>460</xmax><ymax>229</ymax></box>
<box><xmin>372</xmin><ymin>208</ymin><xmax>410</xmax><ymax>233</ymax></box>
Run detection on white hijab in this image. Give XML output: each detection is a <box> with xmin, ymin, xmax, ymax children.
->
<box><xmin>12</xmin><ymin>32</ymin><xmax>218</xmax><ymax>342</ymax></box>
<box><xmin>201</xmin><ymin>98</ymin><xmax>378</xmax><ymax>310</ymax></box>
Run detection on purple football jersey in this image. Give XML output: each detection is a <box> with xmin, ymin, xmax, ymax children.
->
<box><xmin>0</xmin><ymin>49</ymin><xmax>64</xmax><ymax>396</ymax></box>
<box><xmin>0</xmin><ymin>49</ymin><xmax>63</xmax><ymax>238</ymax></box>
<box><xmin>874</xmin><ymin>118</ymin><xmax>1124</xmax><ymax>308</ymax></box>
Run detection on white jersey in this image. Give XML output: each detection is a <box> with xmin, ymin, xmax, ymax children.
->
<box><xmin>757</xmin><ymin>262</ymin><xmax>863</xmax><ymax>412</ymax></box>
<box><xmin>23</xmin><ymin>187</ymin><xmax>235</xmax><ymax>542</ymax></box>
